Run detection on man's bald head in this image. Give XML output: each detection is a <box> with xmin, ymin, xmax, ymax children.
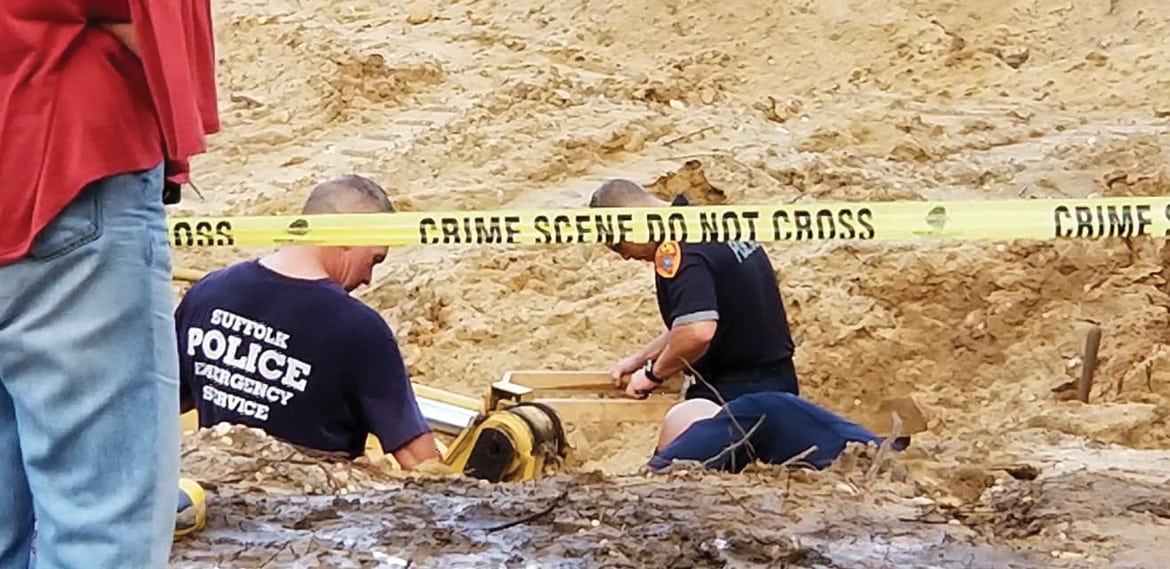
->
<box><xmin>588</xmin><ymin>178</ymin><xmax>665</xmax><ymax>208</ymax></box>
<box><xmin>302</xmin><ymin>174</ymin><xmax>394</xmax><ymax>215</ymax></box>
<box><xmin>283</xmin><ymin>174</ymin><xmax>393</xmax><ymax>292</ymax></box>
<box><xmin>589</xmin><ymin>178</ymin><xmax>670</xmax><ymax>261</ymax></box>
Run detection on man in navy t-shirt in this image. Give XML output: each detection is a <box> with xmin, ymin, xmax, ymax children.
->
<box><xmin>647</xmin><ymin>392</ymin><xmax>891</xmax><ymax>473</ymax></box>
<box><xmin>588</xmin><ymin>179</ymin><xmax>800</xmax><ymax>403</ymax></box>
<box><xmin>175</xmin><ymin>175</ymin><xmax>441</xmax><ymax>468</ymax></box>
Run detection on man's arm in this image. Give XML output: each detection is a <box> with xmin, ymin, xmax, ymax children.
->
<box><xmin>655</xmin><ymin>254</ymin><xmax>720</xmax><ymax>380</ymax></box>
<box><xmin>651</xmin><ymin>320</ymin><xmax>717</xmax><ymax>379</ymax></box>
<box><xmin>353</xmin><ymin>312</ymin><xmax>442</xmax><ymax>470</ymax></box>
<box><xmin>627</xmin><ymin>320</ymin><xmax>716</xmax><ymax>398</ymax></box>
<box><xmin>610</xmin><ymin>329</ymin><xmax>670</xmax><ymax>383</ymax></box>
<box><xmin>627</xmin><ymin>256</ymin><xmax>720</xmax><ymax>398</ymax></box>
<box><xmin>633</xmin><ymin>329</ymin><xmax>671</xmax><ymax>363</ymax></box>
<box><xmin>391</xmin><ymin>432</ymin><xmax>443</xmax><ymax>470</ymax></box>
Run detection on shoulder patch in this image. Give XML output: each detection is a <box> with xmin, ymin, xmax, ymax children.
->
<box><xmin>655</xmin><ymin>240</ymin><xmax>682</xmax><ymax>279</ymax></box>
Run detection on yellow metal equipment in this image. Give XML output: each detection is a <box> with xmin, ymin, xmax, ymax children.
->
<box><xmin>426</xmin><ymin>370</ymin><xmax>685</xmax><ymax>482</ymax></box>
<box><xmin>174</xmin><ymin>478</ymin><xmax>207</xmax><ymax>540</ymax></box>
<box><xmin>441</xmin><ymin>402</ymin><xmax>567</xmax><ymax>482</ymax></box>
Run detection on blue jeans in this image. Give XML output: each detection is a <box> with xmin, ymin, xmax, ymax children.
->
<box><xmin>0</xmin><ymin>164</ymin><xmax>180</xmax><ymax>569</ymax></box>
<box><xmin>684</xmin><ymin>358</ymin><xmax>801</xmax><ymax>404</ymax></box>
<box><xmin>650</xmin><ymin>392</ymin><xmax>883</xmax><ymax>473</ymax></box>
<box><xmin>684</xmin><ymin>369</ymin><xmax>800</xmax><ymax>404</ymax></box>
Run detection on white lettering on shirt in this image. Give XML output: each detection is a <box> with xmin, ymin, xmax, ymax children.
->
<box><xmin>186</xmin><ymin>307</ymin><xmax>310</xmax><ymax>424</ymax></box>
<box><xmin>728</xmin><ymin>241</ymin><xmax>762</xmax><ymax>263</ymax></box>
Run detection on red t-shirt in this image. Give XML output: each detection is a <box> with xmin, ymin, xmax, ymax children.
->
<box><xmin>0</xmin><ymin>0</ymin><xmax>220</xmax><ymax>265</ymax></box>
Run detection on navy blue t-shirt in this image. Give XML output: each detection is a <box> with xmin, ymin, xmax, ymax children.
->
<box><xmin>175</xmin><ymin>260</ymin><xmax>431</xmax><ymax>459</ymax></box>
<box><xmin>653</xmin><ymin>199</ymin><xmax>796</xmax><ymax>385</ymax></box>
<box><xmin>648</xmin><ymin>392</ymin><xmax>883</xmax><ymax>473</ymax></box>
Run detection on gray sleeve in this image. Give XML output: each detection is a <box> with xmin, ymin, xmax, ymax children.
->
<box><xmin>672</xmin><ymin>310</ymin><xmax>719</xmax><ymax>327</ymax></box>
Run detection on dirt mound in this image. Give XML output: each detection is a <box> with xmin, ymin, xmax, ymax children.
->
<box><xmin>940</xmin><ymin>469</ymin><xmax>1170</xmax><ymax>565</ymax></box>
<box><xmin>181</xmin><ymin>423</ymin><xmax>454</xmax><ymax>495</ymax></box>
<box><xmin>314</xmin><ymin>50</ymin><xmax>447</xmax><ymax>122</ymax></box>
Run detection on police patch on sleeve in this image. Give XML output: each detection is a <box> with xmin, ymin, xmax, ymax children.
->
<box><xmin>655</xmin><ymin>241</ymin><xmax>682</xmax><ymax>279</ymax></box>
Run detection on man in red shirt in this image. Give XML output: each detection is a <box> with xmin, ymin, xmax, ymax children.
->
<box><xmin>0</xmin><ymin>2</ymin><xmax>219</xmax><ymax>568</ymax></box>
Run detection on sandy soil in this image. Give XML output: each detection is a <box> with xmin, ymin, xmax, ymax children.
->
<box><xmin>171</xmin><ymin>0</ymin><xmax>1170</xmax><ymax>566</ymax></box>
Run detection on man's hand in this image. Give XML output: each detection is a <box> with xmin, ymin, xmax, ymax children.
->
<box><xmin>97</xmin><ymin>23</ymin><xmax>140</xmax><ymax>57</ymax></box>
<box><xmin>626</xmin><ymin>368</ymin><xmax>657</xmax><ymax>400</ymax></box>
<box><xmin>410</xmin><ymin>458</ymin><xmax>458</xmax><ymax>476</ymax></box>
<box><xmin>609</xmin><ymin>355</ymin><xmax>645</xmax><ymax>387</ymax></box>
<box><xmin>610</xmin><ymin>330</ymin><xmax>670</xmax><ymax>387</ymax></box>
<box><xmin>392</xmin><ymin>432</ymin><xmax>443</xmax><ymax>470</ymax></box>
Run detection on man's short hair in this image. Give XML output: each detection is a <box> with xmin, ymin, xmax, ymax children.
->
<box><xmin>589</xmin><ymin>178</ymin><xmax>653</xmax><ymax>208</ymax></box>
<box><xmin>302</xmin><ymin>174</ymin><xmax>394</xmax><ymax>214</ymax></box>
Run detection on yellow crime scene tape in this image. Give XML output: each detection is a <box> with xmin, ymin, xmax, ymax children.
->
<box><xmin>166</xmin><ymin>196</ymin><xmax>1170</xmax><ymax>249</ymax></box>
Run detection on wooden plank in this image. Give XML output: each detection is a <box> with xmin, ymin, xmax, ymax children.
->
<box><xmin>501</xmin><ymin>371</ymin><xmax>618</xmax><ymax>389</ymax></box>
<box><xmin>531</xmin><ymin>398</ymin><xmax>678</xmax><ymax>424</ymax></box>
<box><xmin>489</xmin><ymin>381</ymin><xmax>535</xmax><ymax>406</ymax></box>
<box><xmin>502</xmin><ymin>370</ymin><xmax>683</xmax><ymax>393</ymax></box>
<box><xmin>412</xmin><ymin>384</ymin><xmax>483</xmax><ymax>411</ymax></box>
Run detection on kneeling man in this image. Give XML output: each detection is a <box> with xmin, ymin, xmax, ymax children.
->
<box><xmin>648</xmin><ymin>392</ymin><xmax>900</xmax><ymax>473</ymax></box>
<box><xmin>175</xmin><ymin>175</ymin><xmax>441</xmax><ymax>470</ymax></box>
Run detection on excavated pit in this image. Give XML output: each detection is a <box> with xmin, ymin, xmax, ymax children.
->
<box><xmin>171</xmin><ymin>0</ymin><xmax>1170</xmax><ymax>565</ymax></box>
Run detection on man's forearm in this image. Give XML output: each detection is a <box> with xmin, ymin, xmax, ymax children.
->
<box><xmin>651</xmin><ymin>323</ymin><xmax>714</xmax><ymax>379</ymax></box>
<box><xmin>633</xmin><ymin>329</ymin><xmax>669</xmax><ymax>363</ymax></box>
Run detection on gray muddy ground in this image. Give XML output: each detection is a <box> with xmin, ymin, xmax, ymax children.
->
<box><xmin>172</xmin><ymin>426</ymin><xmax>1170</xmax><ymax>568</ymax></box>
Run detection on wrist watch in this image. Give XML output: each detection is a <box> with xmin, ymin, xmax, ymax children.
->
<box><xmin>643</xmin><ymin>359</ymin><xmax>665</xmax><ymax>385</ymax></box>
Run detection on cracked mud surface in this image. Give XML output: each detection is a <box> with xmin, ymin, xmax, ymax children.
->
<box><xmin>174</xmin><ymin>428</ymin><xmax>1170</xmax><ymax>568</ymax></box>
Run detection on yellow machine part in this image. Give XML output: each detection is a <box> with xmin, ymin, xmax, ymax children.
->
<box><xmin>174</xmin><ymin>478</ymin><xmax>207</xmax><ymax>540</ymax></box>
<box><xmin>442</xmin><ymin>402</ymin><xmax>567</xmax><ymax>483</ymax></box>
